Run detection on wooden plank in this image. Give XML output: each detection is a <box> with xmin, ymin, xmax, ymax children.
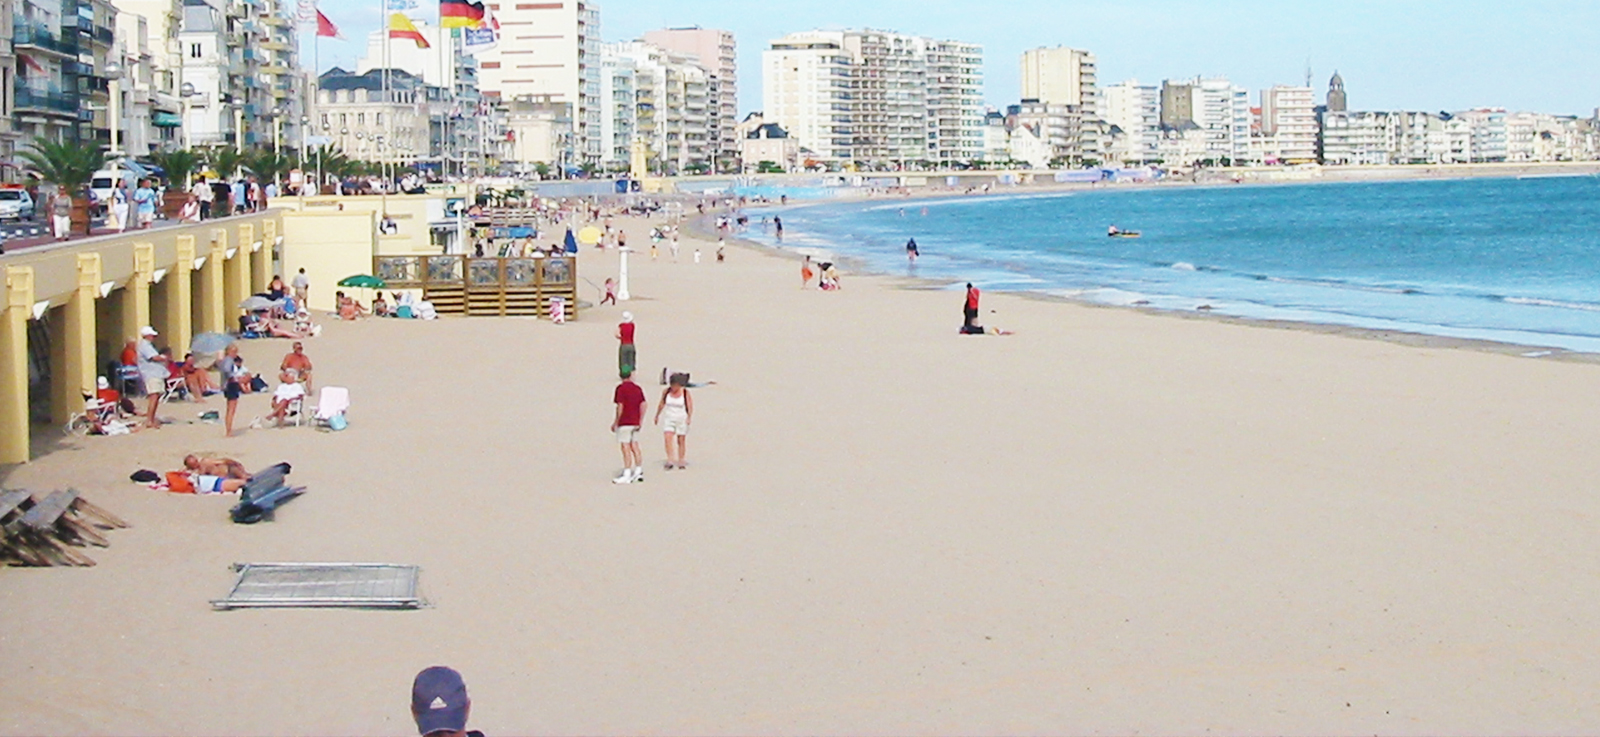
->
<box><xmin>0</xmin><ymin>489</ymin><xmax>32</xmax><ymax>522</ymax></box>
<box><xmin>67</xmin><ymin>494</ymin><xmax>130</xmax><ymax>529</ymax></box>
<box><xmin>60</xmin><ymin>517</ymin><xmax>110</xmax><ymax>547</ymax></box>
<box><xmin>20</xmin><ymin>490</ymin><xmax>78</xmax><ymax>531</ymax></box>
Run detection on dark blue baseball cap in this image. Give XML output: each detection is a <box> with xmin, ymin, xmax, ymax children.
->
<box><xmin>411</xmin><ymin>666</ymin><xmax>470</xmax><ymax>735</ymax></box>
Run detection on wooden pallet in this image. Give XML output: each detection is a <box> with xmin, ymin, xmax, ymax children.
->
<box><xmin>0</xmin><ymin>489</ymin><xmax>131</xmax><ymax>567</ymax></box>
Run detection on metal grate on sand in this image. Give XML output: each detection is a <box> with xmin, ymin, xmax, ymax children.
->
<box><xmin>212</xmin><ymin>563</ymin><xmax>423</xmax><ymax>610</ymax></box>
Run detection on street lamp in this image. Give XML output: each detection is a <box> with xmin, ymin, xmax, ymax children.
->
<box><xmin>104</xmin><ymin>59</ymin><xmax>124</xmax><ymax>199</ymax></box>
<box><xmin>179</xmin><ymin>81</ymin><xmax>199</xmax><ymax>150</ymax></box>
<box><xmin>299</xmin><ymin>115</ymin><xmax>309</xmax><ymax>198</ymax></box>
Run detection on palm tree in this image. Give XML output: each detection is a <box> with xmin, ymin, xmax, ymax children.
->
<box><xmin>147</xmin><ymin>148</ymin><xmax>203</xmax><ymax>218</ymax></box>
<box><xmin>207</xmin><ymin>145</ymin><xmax>246</xmax><ymax>181</ymax></box>
<box><xmin>18</xmin><ymin>136</ymin><xmax>106</xmax><ymax>235</ymax></box>
<box><xmin>245</xmin><ymin>148</ymin><xmax>294</xmax><ymax>191</ymax></box>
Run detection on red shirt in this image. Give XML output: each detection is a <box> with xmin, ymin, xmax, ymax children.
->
<box><xmin>613</xmin><ymin>380</ymin><xmax>645</xmax><ymax>426</ymax></box>
<box><xmin>618</xmin><ymin>321</ymin><xmax>636</xmax><ymax>345</ymax></box>
<box><xmin>966</xmin><ymin>287</ymin><xmax>981</xmax><ymax>309</ymax></box>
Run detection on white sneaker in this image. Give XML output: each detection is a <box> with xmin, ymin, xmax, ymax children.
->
<box><xmin>612</xmin><ymin>470</ymin><xmax>633</xmax><ymax>484</ymax></box>
<box><xmin>632</xmin><ymin>471</ymin><xmax>645</xmax><ymax>483</ymax></box>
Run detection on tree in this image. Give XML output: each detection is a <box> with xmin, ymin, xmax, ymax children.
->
<box><xmin>147</xmin><ymin>148</ymin><xmax>201</xmax><ymax>188</ymax></box>
<box><xmin>756</xmin><ymin>160</ymin><xmax>784</xmax><ymax>174</ymax></box>
<box><xmin>207</xmin><ymin>145</ymin><xmax>246</xmax><ymax>180</ymax></box>
<box><xmin>18</xmin><ymin>136</ymin><xmax>106</xmax><ymax>235</ymax></box>
<box><xmin>245</xmin><ymin>148</ymin><xmax>295</xmax><ymax>189</ymax></box>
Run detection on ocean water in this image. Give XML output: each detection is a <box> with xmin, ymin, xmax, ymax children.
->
<box><xmin>744</xmin><ymin>176</ymin><xmax>1600</xmax><ymax>352</ymax></box>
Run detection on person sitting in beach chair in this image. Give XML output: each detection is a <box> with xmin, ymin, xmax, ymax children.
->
<box><xmin>336</xmin><ymin>291</ymin><xmax>369</xmax><ymax>320</ymax></box>
<box><xmin>372</xmin><ymin>293</ymin><xmax>390</xmax><ymax>317</ymax></box>
<box><xmin>263</xmin><ymin>368</ymin><xmax>307</xmax><ymax>428</ymax></box>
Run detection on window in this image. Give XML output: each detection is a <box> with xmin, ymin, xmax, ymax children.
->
<box><xmin>376</xmin><ymin>112</ymin><xmax>383</xmax><ymax>125</ymax></box>
<box><xmin>189</xmin><ymin>43</ymin><xmax>202</xmax><ymax>58</ymax></box>
<box><xmin>357</xmin><ymin>113</ymin><xmax>364</xmax><ymax>125</ymax></box>
<box><xmin>339</xmin><ymin>113</ymin><xmax>347</xmax><ymax>125</ymax></box>
<box><xmin>320</xmin><ymin>113</ymin><xmax>328</xmax><ymax>127</ymax></box>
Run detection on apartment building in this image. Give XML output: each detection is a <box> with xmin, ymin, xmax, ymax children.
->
<box><xmin>476</xmin><ymin>0</ymin><xmax>600</xmax><ymax>165</ymax></box>
<box><xmin>1020</xmin><ymin>46</ymin><xmax>1096</xmax><ymax>118</ymax></box>
<box><xmin>14</xmin><ymin>0</ymin><xmax>100</xmax><ymax>143</ymax></box>
<box><xmin>315</xmin><ymin>67</ymin><xmax>436</xmax><ymax>166</ymax></box>
<box><xmin>0</xmin><ymin>0</ymin><xmax>16</xmax><ymax>165</ymax></box>
<box><xmin>1259</xmin><ymin>85</ymin><xmax>1316</xmax><ymax>164</ymax></box>
<box><xmin>354</xmin><ymin>22</ymin><xmax>488</xmax><ymax>175</ymax></box>
<box><xmin>1159</xmin><ymin>77</ymin><xmax>1249</xmax><ymax>165</ymax></box>
<box><xmin>178</xmin><ymin>0</ymin><xmax>303</xmax><ymax>150</ymax></box>
<box><xmin>642</xmin><ymin>27</ymin><xmax>737</xmax><ymax>171</ymax></box>
<box><xmin>112</xmin><ymin>0</ymin><xmax>183</xmax><ymax>152</ymax></box>
<box><xmin>763</xmin><ymin>28</ymin><xmax>983</xmax><ymax>167</ymax></box>
<box><xmin>600</xmin><ymin>40</ymin><xmax>712</xmax><ymax>175</ymax></box>
<box><xmin>1102</xmin><ymin>79</ymin><xmax>1159</xmax><ymax>165</ymax></box>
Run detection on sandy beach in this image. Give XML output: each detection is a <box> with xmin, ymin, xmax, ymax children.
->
<box><xmin>4</xmin><ymin>209</ymin><xmax>1600</xmax><ymax>735</ymax></box>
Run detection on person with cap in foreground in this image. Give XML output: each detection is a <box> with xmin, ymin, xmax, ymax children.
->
<box><xmin>411</xmin><ymin>666</ymin><xmax>483</xmax><ymax>737</ymax></box>
<box><xmin>616</xmin><ymin>311</ymin><xmax>637</xmax><ymax>375</ymax></box>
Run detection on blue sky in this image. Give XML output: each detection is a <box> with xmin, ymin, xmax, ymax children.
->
<box><xmin>307</xmin><ymin>0</ymin><xmax>1600</xmax><ymax>116</ymax></box>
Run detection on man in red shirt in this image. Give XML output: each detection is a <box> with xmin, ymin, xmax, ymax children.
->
<box><xmin>963</xmin><ymin>283</ymin><xmax>980</xmax><ymax>328</ymax></box>
<box><xmin>616</xmin><ymin>311</ymin><xmax>637</xmax><ymax>374</ymax></box>
<box><xmin>611</xmin><ymin>368</ymin><xmax>647</xmax><ymax>484</ymax></box>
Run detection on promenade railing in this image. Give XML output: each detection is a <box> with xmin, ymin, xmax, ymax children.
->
<box><xmin>373</xmin><ymin>254</ymin><xmax>579</xmax><ymax>318</ymax></box>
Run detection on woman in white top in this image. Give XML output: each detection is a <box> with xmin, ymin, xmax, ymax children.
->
<box><xmin>653</xmin><ymin>373</ymin><xmax>694</xmax><ymax>470</ymax></box>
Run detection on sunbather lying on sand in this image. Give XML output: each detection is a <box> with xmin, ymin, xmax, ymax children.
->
<box><xmin>184</xmin><ymin>454</ymin><xmax>251</xmax><ymax>479</ymax></box>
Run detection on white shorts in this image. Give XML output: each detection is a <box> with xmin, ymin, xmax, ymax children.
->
<box><xmin>52</xmin><ymin>215</ymin><xmax>70</xmax><ymax>236</ymax></box>
<box><xmin>615</xmin><ymin>425</ymin><xmax>640</xmax><ymax>443</ymax></box>
<box><xmin>661</xmin><ymin>415</ymin><xmax>690</xmax><ymax>436</ymax></box>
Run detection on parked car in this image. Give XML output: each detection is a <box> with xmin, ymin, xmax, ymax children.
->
<box><xmin>0</xmin><ymin>187</ymin><xmax>35</xmax><ymax>221</ymax></box>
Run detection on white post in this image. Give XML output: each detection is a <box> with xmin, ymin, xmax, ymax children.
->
<box><xmin>617</xmin><ymin>246</ymin><xmax>631</xmax><ymax>301</ymax></box>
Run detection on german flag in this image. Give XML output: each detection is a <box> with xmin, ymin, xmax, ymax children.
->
<box><xmin>388</xmin><ymin>13</ymin><xmax>430</xmax><ymax>48</ymax></box>
<box><xmin>439</xmin><ymin>0</ymin><xmax>484</xmax><ymax>28</ymax></box>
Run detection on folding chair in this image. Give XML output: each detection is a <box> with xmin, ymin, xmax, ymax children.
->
<box><xmin>313</xmin><ymin>386</ymin><xmax>349</xmax><ymax>429</ymax></box>
<box><xmin>64</xmin><ymin>394</ymin><xmax>116</xmax><ymax>436</ymax></box>
<box><xmin>284</xmin><ymin>393</ymin><xmax>307</xmax><ymax>427</ymax></box>
<box><xmin>162</xmin><ymin>375</ymin><xmax>188</xmax><ymax>402</ymax></box>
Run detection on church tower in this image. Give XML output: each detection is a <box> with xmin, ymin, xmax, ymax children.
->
<box><xmin>1327</xmin><ymin>72</ymin><xmax>1348</xmax><ymax>112</ymax></box>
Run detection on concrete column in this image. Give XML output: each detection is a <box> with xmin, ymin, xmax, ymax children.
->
<box><xmin>120</xmin><ymin>242</ymin><xmax>154</xmax><ymax>348</ymax></box>
<box><xmin>251</xmin><ymin>221</ymin><xmax>272</xmax><ymax>294</ymax></box>
<box><xmin>198</xmin><ymin>229</ymin><xmax>227</xmax><ymax>335</ymax></box>
<box><xmin>52</xmin><ymin>253</ymin><xmax>101</xmax><ymax>424</ymax></box>
<box><xmin>224</xmin><ymin>225</ymin><xmax>248</xmax><ymax>323</ymax></box>
<box><xmin>0</xmin><ymin>266</ymin><xmax>34</xmax><ymax>464</ymax></box>
<box><xmin>157</xmin><ymin>235</ymin><xmax>196</xmax><ymax>353</ymax></box>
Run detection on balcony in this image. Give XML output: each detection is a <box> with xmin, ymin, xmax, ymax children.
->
<box><xmin>15</xmin><ymin>88</ymin><xmax>77</xmax><ymax>115</ymax></box>
<box><xmin>13</xmin><ymin>23</ymin><xmax>76</xmax><ymax>56</ymax></box>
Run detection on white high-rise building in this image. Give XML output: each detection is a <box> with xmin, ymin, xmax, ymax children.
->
<box><xmin>641</xmin><ymin>28</ymin><xmax>737</xmax><ymax>171</ymax></box>
<box><xmin>601</xmin><ymin>41</ymin><xmax>712</xmax><ymax>175</ymax></box>
<box><xmin>1102</xmin><ymin>79</ymin><xmax>1159</xmax><ymax>164</ymax></box>
<box><xmin>763</xmin><ymin>28</ymin><xmax>983</xmax><ymax>166</ymax></box>
<box><xmin>476</xmin><ymin>0</ymin><xmax>601</xmax><ymax>165</ymax></box>
<box><xmin>1159</xmin><ymin>77</ymin><xmax>1249</xmax><ymax>165</ymax></box>
<box><xmin>1259</xmin><ymin>85</ymin><xmax>1317</xmax><ymax>164</ymax></box>
<box><xmin>1020</xmin><ymin>46</ymin><xmax>1096</xmax><ymax>119</ymax></box>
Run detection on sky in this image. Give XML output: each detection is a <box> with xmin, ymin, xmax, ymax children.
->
<box><xmin>306</xmin><ymin>0</ymin><xmax>1600</xmax><ymax>117</ymax></box>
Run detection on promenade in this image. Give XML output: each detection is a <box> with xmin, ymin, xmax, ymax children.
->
<box><xmin>4</xmin><ymin>208</ymin><xmax>1600</xmax><ymax>734</ymax></box>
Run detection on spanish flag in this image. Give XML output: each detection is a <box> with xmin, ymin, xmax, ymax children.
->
<box><xmin>388</xmin><ymin>13</ymin><xmax>430</xmax><ymax>48</ymax></box>
<box><xmin>439</xmin><ymin>0</ymin><xmax>484</xmax><ymax>28</ymax></box>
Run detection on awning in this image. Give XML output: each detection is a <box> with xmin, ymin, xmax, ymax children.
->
<box><xmin>152</xmin><ymin>111</ymin><xmax>182</xmax><ymax>127</ymax></box>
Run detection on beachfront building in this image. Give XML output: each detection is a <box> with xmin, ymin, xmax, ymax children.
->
<box><xmin>1320</xmin><ymin>110</ymin><xmax>1494</xmax><ymax>165</ymax></box>
<box><xmin>178</xmin><ymin>0</ymin><xmax>303</xmax><ymax>149</ymax></box>
<box><xmin>1326</xmin><ymin>71</ymin><xmax>1347</xmax><ymax>112</ymax></box>
<box><xmin>474</xmin><ymin>0</ymin><xmax>601</xmax><ymax>167</ymax></box>
<box><xmin>736</xmin><ymin>113</ymin><xmax>800</xmax><ymax>172</ymax></box>
<box><xmin>981</xmin><ymin>110</ymin><xmax>1010</xmax><ymax>163</ymax></box>
<box><xmin>14</xmin><ymin>0</ymin><xmax>92</xmax><ymax>144</ymax></box>
<box><xmin>1259</xmin><ymin>85</ymin><xmax>1317</xmax><ymax>164</ymax></box>
<box><xmin>1020</xmin><ymin>46</ymin><xmax>1097</xmax><ymax>119</ymax></box>
<box><xmin>1158</xmin><ymin>77</ymin><xmax>1249</xmax><ymax>166</ymax></box>
<box><xmin>110</xmin><ymin>0</ymin><xmax>185</xmax><ymax>153</ymax></box>
<box><xmin>353</xmin><ymin>21</ymin><xmax>487</xmax><ymax>175</ymax></box>
<box><xmin>315</xmin><ymin>67</ymin><xmax>438</xmax><ymax>168</ymax></box>
<box><xmin>600</xmin><ymin>41</ymin><xmax>712</xmax><ymax>175</ymax></box>
<box><xmin>762</xmin><ymin>28</ymin><xmax>984</xmax><ymax>168</ymax></box>
<box><xmin>1102</xmin><ymin>79</ymin><xmax>1160</xmax><ymax>165</ymax></box>
<box><xmin>1006</xmin><ymin>101</ymin><xmax>1098</xmax><ymax>168</ymax></box>
<box><xmin>642</xmin><ymin>27</ymin><xmax>737</xmax><ymax>172</ymax></box>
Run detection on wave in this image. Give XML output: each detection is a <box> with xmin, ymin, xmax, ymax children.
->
<box><xmin>1501</xmin><ymin>296</ymin><xmax>1600</xmax><ymax>312</ymax></box>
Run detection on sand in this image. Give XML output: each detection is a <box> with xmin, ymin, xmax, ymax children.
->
<box><xmin>4</xmin><ymin>210</ymin><xmax>1600</xmax><ymax>736</ymax></box>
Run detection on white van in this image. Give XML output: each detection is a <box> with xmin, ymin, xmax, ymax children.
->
<box><xmin>90</xmin><ymin>161</ymin><xmax>155</xmax><ymax>215</ymax></box>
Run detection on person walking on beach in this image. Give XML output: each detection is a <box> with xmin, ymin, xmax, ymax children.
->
<box><xmin>670</xmin><ymin>232</ymin><xmax>680</xmax><ymax>260</ymax></box>
<box><xmin>411</xmin><ymin>666</ymin><xmax>481</xmax><ymax>737</ymax></box>
<box><xmin>220</xmin><ymin>345</ymin><xmax>251</xmax><ymax>437</ymax></box>
<box><xmin>906</xmin><ymin>238</ymin><xmax>919</xmax><ymax>263</ymax></box>
<box><xmin>601</xmin><ymin>278</ymin><xmax>617</xmax><ymax>306</ymax></box>
<box><xmin>612</xmin><ymin>368</ymin><xmax>647</xmax><ymax>484</ymax></box>
<box><xmin>963</xmin><ymin>282</ymin><xmax>981</xmax><ymax>328</ymax></box>
<box><xmin>801</xmin><ymin>256</ymin><xmax>815</xmax><ymax>289</ymax></box>
<box><xmin>292</xmin><ymin>268</ymin><xmax>310</xmax><ymax>305</ymax></box>
<box><xmin>774</xmin><ymin>216</ymin><xmax>784</xmax><ymax>242</ymax></box>
<box><xmin>654</xmin><ymin>372</ymin><xmax>694</xmax><ymax>470</ymax></box>
<box><xmin>617</xmin><ymin>311</ymin><xmax>637</xmax><ymax>374</ymax></box>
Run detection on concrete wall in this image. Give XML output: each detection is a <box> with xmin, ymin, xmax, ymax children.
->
<box><xmin>281</xmin><ymin>209</ymin><xmax>377</xmax><ymax>313</ymax></box>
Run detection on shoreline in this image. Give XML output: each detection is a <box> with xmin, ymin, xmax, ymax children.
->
<box><xmin>710</xmin><ymin>178</ymin><xmax>1600</xmax><ymax>361</ymax></box>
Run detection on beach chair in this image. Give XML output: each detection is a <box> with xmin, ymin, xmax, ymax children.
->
<box><xmin>64</xmin><ymin>394</ymin><xmax>116</xmax><ymax>435</ymax></box>
<box><xmin>230</xmin><ymin>463</ymin><xmax>305</xmax><ymax>524</ymax></box>
<box><xmin>162</xmin><ymin>374</ymin><xmax>188</xmax><ymax>402</ymax></box>
<box><xmin>284</xmin><ymin>393</ymin><xmax>306</xmax><ymax>427</ymax></box>
<box><xmin>313</xmin><ymin>386</ymin><xmax>349</xmax><ymax>429</ymax></box>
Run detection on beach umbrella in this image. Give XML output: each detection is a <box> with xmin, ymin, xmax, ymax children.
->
<box><xmin>563</xmin><ymin>228</ymin><xmax>578</xmax><ymax>254</ymax></box>
<box><xmin>191</xmin><ymin>332</ymin><xmax>235</xmax><ymax>355</ymax></box>
<box><xmin>239</xmin><ymin>295</ymin><xmax>282</xmax><ymax>311</ymax></box>
<box><xmin>337</xmin><ymin>274</ymin><xmax>386</xmax><ymax>289</ymax></box>
<box><xmin>577</xmin><ymin>225</ymin><xmax>603</xmax><ymax>246</ymax></box>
